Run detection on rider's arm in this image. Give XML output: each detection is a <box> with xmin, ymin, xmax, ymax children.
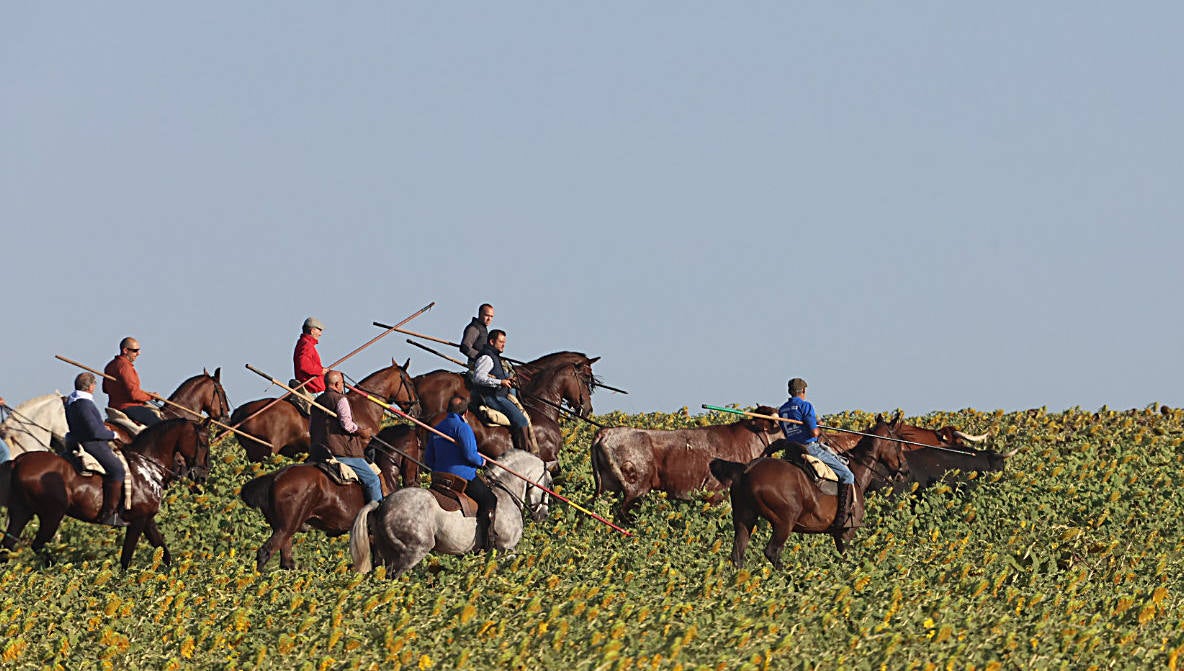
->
<box><xmin>471</xmin><ymin>355</ymin><xmax>500</xmax><ymax>388</ymax></box>
<box><xmin>459</xmin><ymin>424</ymin><xmax>485</xmax><ymax>468</ymax></box>
<box><xmin>459</xmin><ymin>326</ymin><xmax>481</xmax><ymax>360</ymax></box>
<box><xmin>83</xmin><ymin>402</ymin><xmax>117</xmax><ymax>441</ymax></box>
<box><xmin>334</xmin><ymin>397</ymin><xmax>359</xmax><ymax>433</ymax></box>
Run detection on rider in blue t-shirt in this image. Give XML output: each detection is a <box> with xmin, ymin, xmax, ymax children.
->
<box><xmin>778</xmin><ymin>378</ymin><xmax>855</xmax><ymax>532</ymax></box>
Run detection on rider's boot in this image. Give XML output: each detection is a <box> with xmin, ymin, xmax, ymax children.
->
<box><xmin>98</xmin><ymin>479</ymin><xmax>128</xmax><ymax>527</ymax></box>
<box><xmin>829</xmin><ymin>484</ymin><xmax>853</xmax><ymax>533</ymax></box>
<box><xmin>510</xmin><ymin>426</ymin><xmax>531</xmax><ymax>454</ymax></box>
<box><xmin>475</xmin><ymin>509</ymin><xmax>498</xmax><ymax>552</ymax></box>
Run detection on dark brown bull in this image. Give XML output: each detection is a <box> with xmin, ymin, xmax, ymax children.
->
<box><xmin>590</xmin><ymin>406</ymin><xmax>782</xmax><ymax>524</ymax></box>
<box><xmin>825</xmin><ymin>418</ymin><xmax>987</xmax><ymax>452</ymax></box>
<box><xmin>868</xmin><ymin>445</ymin><xmax>1017</xmax><ymax>495</ymax></box>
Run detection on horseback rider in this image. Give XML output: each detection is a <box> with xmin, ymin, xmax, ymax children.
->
<box><xmin>459</xmin><ymin>303</ymin><xmax>494</xmax><ymax>370</ymax></box>
<box><xmin>291</xmin><ymin>317</ymin><xmax>327</xmax><ymax>415</ymax></box>
<box><xmin>425</xmin><ymin>395</ymin><xmax>498</xmax><ymax>551</ymax></box>
<box><xmin>471</xmin><ymin>330</ymin><xmax>536</xmax><ymax>454</ymax></box>
<box><xmin>308</xmin><ymin>370</ymin><xmax>379</xmax><ymax>503</ymax></box>
<box><xmin>103</xmin><ymin>337</ymin><xmax>162</xmax><ymax>427</ymax></box>
<box><xmin>65</xmin><ymin>373</ymin><xmax>127</xmax><ymax>526</ymax></box>
<box><xmin>778</xmin><ymin>378</ymin><xmax>855</xmax><ymax>532</ymax></box>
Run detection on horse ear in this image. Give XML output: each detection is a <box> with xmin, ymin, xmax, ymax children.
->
<box><xmin>876</xmin><ymin>413</ymin><xmax>885</xmax><ymax>424</ymax></box>
<box><xmin>203</xmin><ymin>367</ymin><xmax>209</xmax><ymax>375</ymax></box>
<box><xmin>213</xmin><ymin>367</ymin><xmax>221</xmax><ymax>381</ymax></box>
<box><xmin>403</xmin><ymin>357</ymin><xmax>411</xmax><ymax>371</ymax></box>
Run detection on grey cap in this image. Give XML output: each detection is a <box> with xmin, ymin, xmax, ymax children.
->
<box><xmin>303</xmin><ymin>316</ymin><xmax>325</xmax><ymax>331</ymax></box>
<box><xmin>787</xmin><ymin>378</ymin><xmax>808</xmax><ymax>395</ymax></box>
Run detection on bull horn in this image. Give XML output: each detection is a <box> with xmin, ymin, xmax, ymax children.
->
<box><xmin>954</xmin><ymin>430</ymin><xmax>989</xmax><ymax>443</ymax></box>
<box><xmin>1001</xmin><ymin>448</ymin><xmax>1019</xmax><ymax>458</ymax></box>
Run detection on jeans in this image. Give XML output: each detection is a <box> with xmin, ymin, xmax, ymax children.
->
<box><xmin>338</xmin><ymin>456</ymin><xmax>383</xmax><ymax>503</ymax></box>
<box><xmin>805</xmin><ymin>442</ymin><xmax>855</xmax><ymax>484</ymax></box>
<box><xmin>0</xmin><ymin>437</ymin><xmax>10</xmax><ymax>463</ymax></box>
<box><xmin>481</xmin><ymin>394</ymin><xmax>529</xmax><ymax>428</ymax></box>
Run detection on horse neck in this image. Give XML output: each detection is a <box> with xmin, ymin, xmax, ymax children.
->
<box><xmin>845</xmin><ymin>435</ymin><xmax>891</xmax><ymax>493</ymax></box>
<box><xmin>359</xmin><ymin>368</ymin><xmax>416</xmax><ymax>409</ymax></box>
<box><xmin>165</xmin><ymin>377</ymin><xmax>213</xmax><ymax>418</ymax></box>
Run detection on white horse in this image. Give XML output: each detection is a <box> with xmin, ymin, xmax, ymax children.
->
<box><xmin>0</xmin><ymin>394</ymin><xmax>67</xmax><ymax>458</ymax></box>
<box><xmin>350</xmin><ymin>449</ymin><xmax>551</xmax><ymax>576</ymax></box>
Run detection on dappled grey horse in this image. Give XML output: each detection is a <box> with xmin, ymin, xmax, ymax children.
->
<box><xmin>350</xmin><ymin>449</ymin><xmax>551</xmax><ymax>576</ymax></box>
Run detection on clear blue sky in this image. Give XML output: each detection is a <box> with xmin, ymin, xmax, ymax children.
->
<box><xmin>3</xmin><ymin>4</ymin><xmax>1181</xmax><ymax>417</ymax></box>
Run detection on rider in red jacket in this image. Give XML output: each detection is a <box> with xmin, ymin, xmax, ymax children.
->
<box><xmin>293</xmin><ymin>317</ymin><xmax>327</xmax><ymax>394</ymax></box>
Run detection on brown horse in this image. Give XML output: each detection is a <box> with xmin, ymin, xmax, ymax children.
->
<box><xmin>229</xmin><ymin>360</ymin><xmax>419</xmax><ymax>462</ymax></box>
<box><xmin>416</xmin><ymin>362</ymin><xmax>593</xmax><ymax>472</ymax></box>
<box><xmin>0</xmin><ymin>418</ymin><xmax>210</xmax><ymax>569</ymax></box>
<box><xmin>240</xmin><ymin>424</ymin><xmax>420</xmax><ymax>570</ymax></box>
<box><xmin>709</xmin><ymin>416</ymin><xmax>909</xmax><ymax>569</ymax></box>
<box><xmin>413</xmin><ymin>351</ymin><xmax>599</xmax><ymax>421</ymax></box>
<box><xmin>161</xmin><ymin>368</ymin><xmax>232</xmax><ymax>423</ymax></box>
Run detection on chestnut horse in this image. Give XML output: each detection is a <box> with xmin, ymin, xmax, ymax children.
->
<box><xmin>0</xmin><ymin>418</ymin><xmax>210</xmax><ymax>569</ymax></box>
<box><xmin>229</xmin><ymin>360</ymin><xmax>419</xmax><ymax>462</ymax></box>
<box><xmin>240</xmin><ymin>424</ymin><xmax>421</xmax><ymax>570</ymax></box>
<box><xmin>709</xmin><ymin>416</ymin><xmax>909</xmax><ymax>569</ymax></box>
<box><xmin>161</xmin><ymin>368</ymin><xmax>232</xmax><ymax>423</ymax></box>
<box><xmin>413</xmin><ymin>351</ymin><xmax>599</xmax><ymax>421</ymax></box>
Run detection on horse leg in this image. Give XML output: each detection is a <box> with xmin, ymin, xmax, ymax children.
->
<box><xmin>730</xmin><ymin>499</ymin><xmax>757</xmax><ymax>569</ymax></box>
<box><xmin>119</xmin><ymin>519</ymin><xmax>147</xmax><ymax>570</ymax></box>
<box><xmin>762</xmin><ymin>519</ymin><xmax>791</xmax><ymax>571</ymax></box>
<box><xmin>277</xmin><ymin>533</ymin><xmax>297</xmax><ymax>570</ymax></box>
<box><xmin>30</xmin><ymin>507</ymin><xmax>66</xmax><ymax>566</ymax></box>
<box><xmin>1</xmin><ymin>503</ymin><xmax>33</xmax><ymax>560</ymax></box>
<box><xmin>142</xmin><ymin>518</ymin><xmax>172</xmax><ymax>566</ymax></box>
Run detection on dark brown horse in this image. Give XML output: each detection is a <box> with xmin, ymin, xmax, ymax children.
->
<box><xmin>0</xmin><ymin>418</ymin><xmax>210</xmax><ymax>569</ymax></box>
<box><xmin>709</xmin><ymin>416</ymin><xmax>908</xmax><ymax>569</ymax></box>
<box><xmin>240</xmin><ymin>424</ymin><xmax>420</xmax><ymax>570</ymax></box>
<box><xmin>413</xmin><ymin>352</ymin><xmax>598</xmax><ymax>421</ymax></box>
<box><xmin>161</xmin><ymin>368</ymin><xmax>232</xmax><ymax>423</ymax></box>
<box><xmin>229</xmin><ymin>360</ymin><xmax>419</xmax><ymax>462</ymax></box>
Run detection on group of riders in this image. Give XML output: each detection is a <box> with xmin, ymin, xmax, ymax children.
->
<box><xmin>0</xmin><ymin>301</ymin><xmax>852</xmax><ymax>548</ymax></box>
<box><xmin>0</xmin><ymin>304</ymin><xmax>529</xmax><ymax>550</ymax></box>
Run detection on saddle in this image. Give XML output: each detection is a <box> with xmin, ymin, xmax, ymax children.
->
<box><xmin>469</xmin><ymin>395</ymin><xmax>534</xmax><ymax>429</ymax></box>
<box><xmin>775</xmin><ymin>443</ymin><xmax>843</xmax><ymax>496</ymax></box>
<box><xmin>427</xmin><ymin>471</ymin><xmax>478</xmax><ymax>517</ymax></box>
<box><xmin>286</xmin><ymin>380</ymin><xmax>312</xmax><ymax>416</ymax></box>
<box><xmin>312</xmin><ymin>455</ymin><xmax>382</xmax><ymax>486</ymax></box>
<box><xmin>62</xmin><ymin>441</ymin><xmax>134</xmax><ymax>509</ymax></box>
<box><xmin>104</xmin><ymin>408</ymin><xmax>144</xmax><ymax>437</ymax></box>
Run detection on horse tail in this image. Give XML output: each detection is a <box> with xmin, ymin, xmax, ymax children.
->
<box><xmin>709</xmin><ymin>458</ymin><xmax>746</xmax><ymax>488</ymax></box>
<box><xmin>349</xmin><ymin>501</ymin><xmax>380</xmax><ymax>574</ymax></box>
<box><xmin>0</xmin><ymin>460</ymin><xmax>13</xmax><ymax>507</ymax></box>
<box><xmin>239</xmin><ymin>472</ymin><xmax>275</xmax><ymax>511</ymax></box>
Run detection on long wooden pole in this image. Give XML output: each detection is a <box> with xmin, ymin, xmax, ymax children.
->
<box><xmin>404</xmin><ymin>338</ymin><xmax>466</xmax><ymax>368</ymax></box>
<box><xmin>346</xmin><ymin>383</ymin><xmax>633</xmax><ymax>537</ymax></box>
<box><xmin>245</xmin><ymin>365</ymin><xmax>430</xmax><ymax>470</ymax></box>
<box><xmin>54</xmin><ymin>354</ymin><xmax>273</xmax><ymax>449</ymax></box>
<box><xmin>216</xmin><ymin>302</ymin><xmax>434</xmax><ymax>441</ymax></box>
<box><xmin>700</xmin><ymin>404</ymin><xmax>975</xmax><ymax>453</ymax></box>
<box><xmin>378</xmin><ymin>321</ymin><xmax>630</xmax><ymax>394</ymax></box>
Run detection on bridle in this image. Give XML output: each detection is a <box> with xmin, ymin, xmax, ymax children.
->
<box><xmin>488</xmin><ymin>470</ymin><xmax>549</xmax><ymax>519</ymax></box>
<box><xmin>0</xmin><ymin>402</ymin><xmax>62</xmax><ymax>451</ymax></box>
<box><xmin>845</xmin><ymin>430</ymin><xmax>909</xmax><ymax>484</ymax></box>
<box><xmin>346</xmin><ymin>368</ymin><xmax>420</xmax><ymax>416</ymax></box>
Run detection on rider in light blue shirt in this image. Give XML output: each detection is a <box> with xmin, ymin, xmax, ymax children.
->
<box><xmin>778</xmin><ymin>378</ymin><xmax>855</xmax><ymax>532</ymax></box>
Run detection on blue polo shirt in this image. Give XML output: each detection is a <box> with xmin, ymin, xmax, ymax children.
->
<box><xmin>424</xmin><ymin>412</ymin><xmax>485</xmax><ymax>480</ymax></box>
<box><xmin>778</xmin><ymin>396</ymin><xmax>818</xmax><ymax>444</ymax></box>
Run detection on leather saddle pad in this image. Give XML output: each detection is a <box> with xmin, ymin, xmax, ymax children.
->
<box><xmin>427</xmin><ymin>471</ymin><xmax>477</xmax><ymax>517</ymax></box>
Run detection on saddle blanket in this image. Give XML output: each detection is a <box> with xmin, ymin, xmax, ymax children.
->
<box><xmin>317</xmin><ymin>456</ymin><xmax>381</xmax><ymax>485</ymax></box>
<box><xmin>74</xmin><ymin>447</ymin><xmax>133</xmax><ymax>509</ymax></box>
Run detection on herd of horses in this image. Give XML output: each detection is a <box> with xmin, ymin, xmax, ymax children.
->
<box><xmin>0</xmin><ymin>350</ymin><xmax>1013</xmax><ymax>574</ymax></box>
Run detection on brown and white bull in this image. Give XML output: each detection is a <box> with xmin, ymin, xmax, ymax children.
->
<box><xmin>590</xmin><ymin>406</ymin><xmax>781</xmax><ymax>524</ymax></box>
<box><xmin>825</xmin><ymin>419</ymin><xmax>988</xmax><ymax>452</ymax></box>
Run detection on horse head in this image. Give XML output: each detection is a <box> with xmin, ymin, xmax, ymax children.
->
<box><xmin>555</xmin><ymin>363</ymin><xmax>594</xmax><ymax>418</ymax></box>
<box><xmin>372</xmin><ymin>359</ymin><xmax>421</xmax><ymax>419</ymax></box>
<box><xmin>167</xmin><ymin>369</ymin><xmax>231</xmax><ymax>424</ymax></box>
